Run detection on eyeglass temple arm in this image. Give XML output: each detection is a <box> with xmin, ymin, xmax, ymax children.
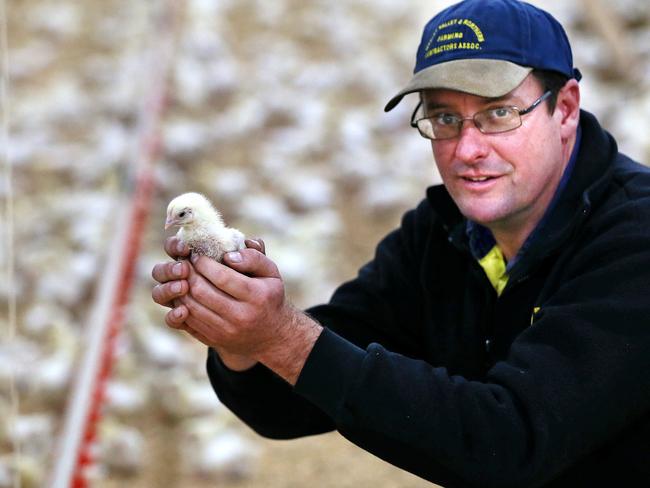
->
<box><xmin>519</xmin><ymin>90</ymin><xmax>552</xmax><ymax>115</ymax></box>
<box><xmin>410</xmin><ymin>100</ymin><xmax>423</xmax><ymax>128</ymax></box>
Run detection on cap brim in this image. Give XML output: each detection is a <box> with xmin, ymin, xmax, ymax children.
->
<box><xmin>384</xmin><ymin>59</ymin><xmax>533</xmax><ymax>112</ymax></box>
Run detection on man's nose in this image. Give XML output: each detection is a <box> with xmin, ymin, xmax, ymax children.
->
<box><xmin>454</xmin><ymin>121</ymin><xmax>489</xmax><ymax>164</ymax></box>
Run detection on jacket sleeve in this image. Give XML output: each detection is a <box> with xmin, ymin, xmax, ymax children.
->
<box><xmin>206</xmin><ymin>348</ymin><xmax>335</xmax><ymax>438</ymax></box>
<box><xmin>293</xmin><ymin>200</ymin><xmax>650</xmax><ymax>487</ymax></box>
<box><xmin>206</xmin><ymin>200</ymin><xmax>433</xmax><ymax>439</ymax></box>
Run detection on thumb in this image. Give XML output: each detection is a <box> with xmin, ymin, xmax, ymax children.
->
<box><xmin>223</xmin><ymin>248</ymin><xmax>280</xmax><ymax>279</ymax></box>
<box><xmin>244</xmin><ymin>238</ymin><xmax>266</xmax><ymax>255</ymax></box>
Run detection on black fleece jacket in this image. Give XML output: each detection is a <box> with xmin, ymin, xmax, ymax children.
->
<box><xmin>207</xmin><ymin>111</ymin><xmax>650</xmax><ymax>487</ymax></box>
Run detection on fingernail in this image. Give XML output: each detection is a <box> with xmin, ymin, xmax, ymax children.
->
<box><xmin>173</xmin><ymin>308</ymin><xmax>183</xmax><ymax>319</ymax></box>
<box><xmin>190</xmin><ymin>253</ymin><xmax>198</xmax><ymax>263</ymax></box>
<box><xmin>173</xmin><ymin>262</ymin><xmax>183</xmax><ymax>276</ymax></box>
<box><xmin>226</xmin><ymin>251</ymin><xmax>242</xmax><ymax>263</ymax></box>
<box><xmin>172</xmin><ymin>282</ymin><xmax>182</xmax><ymax>293</ymax></box>
<box><xmin>177</xmin><ymin>241</ymin><xmax>186</xmax><ymax>254</ymax></box>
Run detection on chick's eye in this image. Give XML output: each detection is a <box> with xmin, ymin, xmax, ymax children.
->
<box><xmin>178</xmin><ymin>211</ymin><xmax>186</xmax><ymax>218</ymax></box>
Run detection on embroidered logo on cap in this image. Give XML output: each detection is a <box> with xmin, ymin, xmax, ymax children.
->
<box><xmin>423</xmin><ymin>18</ymin><xmax>485</xmax><ymax>59</ymax></box>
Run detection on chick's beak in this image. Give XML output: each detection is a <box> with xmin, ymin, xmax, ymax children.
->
<box><xmin>164</xmin><ymin>211</ymin><xmax>175</xmax><ymax>230</ymax></box>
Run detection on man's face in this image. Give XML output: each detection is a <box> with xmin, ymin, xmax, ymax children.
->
<box><xmin>425</xmin><ymin>75</ymin><xmax>575</xmax><ymax>236</ymax></box>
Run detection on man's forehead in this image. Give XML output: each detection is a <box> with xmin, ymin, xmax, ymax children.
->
<box><xmin>421</xmin><ymin>89</ymin><xmax>513</xmax><ymax>111</ymax></box>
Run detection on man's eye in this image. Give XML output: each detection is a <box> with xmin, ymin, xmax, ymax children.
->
<box><xmin>434</xmin><ymin>113</ymin><xmax>459</xmax><ymax>126</ymax></box>
<box><xmin>488</xmin><ymin>107</ymin><xmax>512</xmax><ymax>118</ymax></box>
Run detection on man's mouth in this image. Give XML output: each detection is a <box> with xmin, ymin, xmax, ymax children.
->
<box><xmin>461</xmin><ymin>175</ymin><xmax>499</xmax><ymax>182</ymax></box>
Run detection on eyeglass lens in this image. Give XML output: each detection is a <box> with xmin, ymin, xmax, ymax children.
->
<box><xmin>413</xmin><ymin>90</ymin><xmax>552</xmax><ymax>140</ymax></box>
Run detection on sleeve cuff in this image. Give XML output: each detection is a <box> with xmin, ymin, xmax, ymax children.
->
<box><xmin>207</xmin><ymin>347</ymin><xmax>278</xmax><ymax>391</ymax></box>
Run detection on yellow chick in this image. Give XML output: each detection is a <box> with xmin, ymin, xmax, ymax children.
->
<box><xmin>165</xmin><ymin>192</ymin><xmax>245</xmax><ymax>262</ymax></box>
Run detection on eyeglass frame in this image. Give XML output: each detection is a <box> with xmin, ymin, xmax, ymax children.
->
<box><xmin>410</xmin><ymin>90</ymin><xmax>553</xmax><ymax>140</ymax></box>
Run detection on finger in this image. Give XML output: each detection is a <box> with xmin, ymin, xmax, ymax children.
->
<box><xmin>178</xmin><ymin>297</ymin><xmax>242</xmax><ymax>348</ymax></box>
<box><xmin>164</xmin><ymin>236</ymin><xmax>191</xmax><ymax>259</ymax></box>
<box><xmin>222</xmin><ymin>248</ymin><xmax>280</xmax><ymax>279</ymax></box>
<box><xmin>245</xmin><ymin>238</ymin><xmax>266</xmax><ymax>255</ymax></box>
<box><xmin>152</xmin><ymin>260</ymin><xmax>189</xmax><ymax>284</ymax></box>
<box><xmin>165</xmin><ymin>304</ymin><xmax>188</xmax><ymax>329</ymax></box>
<box><xmin>165</xmin><ymin>306</ymin><xmax>213</xmax><ymax>346</ymax></box>
<box><xmin>177</xmin><ymin>280</ymin><xmax>239</xmax><ymax>330</ymax></box>
<box><xmin>183</xmin><ymin>327</ymin><xmax>211</xmax><ymax>347</ymax></box>
<box><xmin>183</xmin><ymin>315</ymin><xmax>222</xmax><ymax>346</ymax></box>
<box><xmin>189</xmin><ymin>254</ymin><xmax>255</xmax><ymax>300</ymax></box>
<box><xmin>186</xmin><ymin>260</ymin><xmax>239</xmax><ymax>301</ymax></box>
<box><xmin>193</xmin><ymin>249</ymin><xmax>281</xmax><ymax>300</ymax></box>
<box><xmin>152</xmin><ymin>279</ymin><xmax>189</xmax><ymax>307</ymax></box>
<box><xmin>179</xmin><ymin>319</ymin><xmax>213</xmax><ymax>346</ymax></box>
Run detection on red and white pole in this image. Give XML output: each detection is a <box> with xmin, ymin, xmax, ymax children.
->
<box><xmin>48</xmin><ymin>2</ymin><xmax>183</xmax><ymax>486</ymax></box>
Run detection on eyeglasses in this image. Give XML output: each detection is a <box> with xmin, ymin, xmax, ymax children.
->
<box><xmin>410</xmin><ymin>90</ymin><xmax>552</xmax><ymax>140</ymax></box>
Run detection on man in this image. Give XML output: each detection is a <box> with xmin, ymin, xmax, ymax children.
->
<box><xmin>151</xmin><ymin>0</ymin><xmax>650</xmax><ymax>486</ymax></box>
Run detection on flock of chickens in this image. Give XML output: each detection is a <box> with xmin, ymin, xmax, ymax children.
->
<box><xmin>2</xmin><ymin>0</ymin><xmax>649</xmax><ymax>487</ymax></box>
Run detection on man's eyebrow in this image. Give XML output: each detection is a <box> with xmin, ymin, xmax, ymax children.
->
<box><xmin>424</xmin><ymin>94</ymin><xmax>512</xmax><ymax>112</ymax></box>
<box><xmin>424</xmin><ymin>101</ymin><xmax>450</xmax><ymax>111</ymax></box>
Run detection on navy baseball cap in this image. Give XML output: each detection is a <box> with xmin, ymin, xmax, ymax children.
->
<box><xmin>385</xmin><ymin>0</ymin><xmax>582</xmax><ymax>112</ymax></box>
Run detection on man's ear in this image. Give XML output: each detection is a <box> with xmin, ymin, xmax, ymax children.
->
<box><xmin>555</xmin><ymin>79</ymin><xmax>581</xmax><ymax>143</ymax></box>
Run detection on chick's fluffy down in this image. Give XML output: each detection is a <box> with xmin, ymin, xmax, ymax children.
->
<box><xmin>166</xmin><ymin>192</ymin><xmax>246</xmax><ymax>262</ymax></box>
<box><xmin>179</xmin><ymin>225</ymin><xmax>245</xmax><ymax>262</ymax></box>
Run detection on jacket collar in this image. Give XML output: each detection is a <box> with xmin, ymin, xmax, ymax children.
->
<box><xmin>427</xmin><ymin>110</ymin><xmax>618</xmax><ymax>274</ymax></box>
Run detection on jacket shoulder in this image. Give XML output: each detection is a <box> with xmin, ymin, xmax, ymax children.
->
<box><xmin>612</xmin><ymin>153</ymin><xmax>650</xmax><ymax>195</ymax></box>
<box><xmin>604</xmin><ymin>154</ymin><xmax>650</xmax><ymax>226</ymax></box>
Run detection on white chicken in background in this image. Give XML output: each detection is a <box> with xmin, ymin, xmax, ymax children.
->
<box><xmin>165</xmin><ymin>192</ymin><xmax>245</xmax><ymax>262</ymax></box>
<box><xmin>179</xmin><ymin>419</ymin><xmax>260</xmax><ymax>481</ymax></box>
